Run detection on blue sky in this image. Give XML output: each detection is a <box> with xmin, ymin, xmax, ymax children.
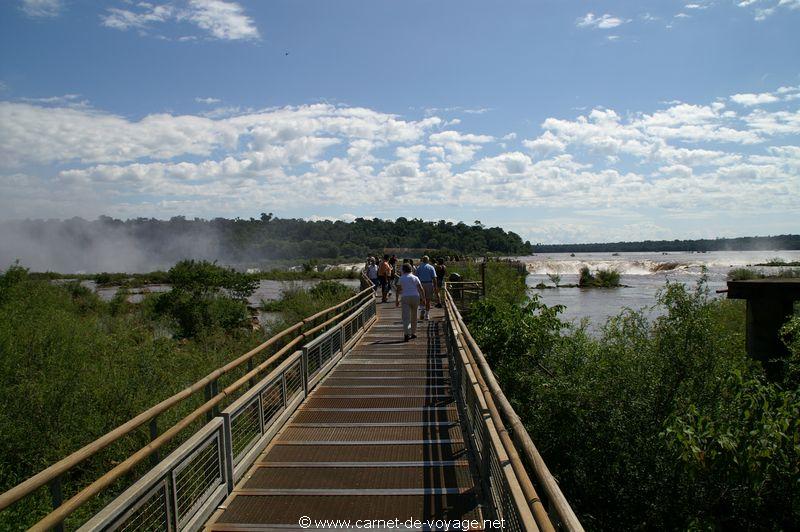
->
<box><xmin>0</xmin><ymin>0</ymin><xmax>798</xmax><ymax>243</ymax></box>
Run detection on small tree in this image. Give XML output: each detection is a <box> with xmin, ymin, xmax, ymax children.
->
<box><xmin>547</xmin><ymin>272</ymin><xmax>561</xmax><ymax>287</ymax></box>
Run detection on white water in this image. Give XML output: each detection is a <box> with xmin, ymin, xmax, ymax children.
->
<box><xmin>519</xmin><ymin>250</ymin><xmax>800</xmax><ymax>329</ymax></box>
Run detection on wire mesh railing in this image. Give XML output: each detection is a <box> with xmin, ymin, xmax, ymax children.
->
<box><xmin>443</xmin><ymin>289</ymin><xmax>583</xmax><ymax>532</ymax></box>
<box><xmin>77</xmin><ymin>295</ymin><xmax>376</xmax><ymax>531</ymax></box>
<box><xmin>0</xmin><ymin>287</ymin><xmax>377</xmax><ymax>531</ymax></box>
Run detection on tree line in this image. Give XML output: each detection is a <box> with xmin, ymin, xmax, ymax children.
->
<box><xmin>2</xmin><ymin>214</ymin><xmax>532</xmax><ymax>267</ymax></box>
<box><xmin>532</xmin><ymin>234</ymin><xmax>800</xmax><ymax>253</ymax></box>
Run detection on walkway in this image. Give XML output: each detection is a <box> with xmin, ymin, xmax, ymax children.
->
<box><xmin>205</xmin><ymin>300</ymin><xmax>484</xmax><ymax>529</ymax></box>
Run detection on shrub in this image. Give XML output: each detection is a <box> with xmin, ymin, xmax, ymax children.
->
<box><xmin>262</xmin><ymin>281</ymin><xmax>357</xmax><ymax>330</ymax></box>
<box><xmin>0</xmin><ymin>270</ymin><xmax>261</xmax><ymax>529</ymax></box>
<box><xmin>728</xmin><ymin>267</ymin><xmax>761</xmax><ymax>281</ymax></box>
<box><xmin>154</xmin><ymin>260</ymin><xmax>257</xmax><ymax>337</ymax></box>
<box><xmin>547</xmin><ymin>272</ymin><xmax>561</xmax><ymax>287</ymax></box>
<box><xmin>464</xmin><ymin>268</ymin><xmax>800</xmax><ymax>530</ymax></box>
<box><xmin>579</xmin><ymin>266</ymin><xmax>620</xmax><ymax>287</ymax></box>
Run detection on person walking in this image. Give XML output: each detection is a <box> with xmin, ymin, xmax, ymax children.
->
<box><xmin>389</xmin><ymin>254</ymin><xmax>398</xmax><ymax>291</ymax></box>
<box><xmin>434</xmin><ymin>258</ymin><xmax>447</xmax><ymax>308</ymax></box>
<box><xmin>396</xmin><ymin>263</ymin><xmax>426</xmax><ymax>341</ymax></box>
<box><xmin>416</xmin><ymin>256</ymin><xmax>437</xmax><ymax>320</ymax></box>
<box><xmin>366</xmin><ymin>259</ymin><xmax>379</xmax><ymax>292</ymax></box>
<box><xmin>377</xmin><ymin>255</ymin><xmax>392</xmax><ymax>303</ymax></box>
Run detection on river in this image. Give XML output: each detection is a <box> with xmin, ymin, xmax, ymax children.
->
<box><xmin>519</xmin><ymin>250</ymin><xmax>800</xmax><ymax>330</ymax></box>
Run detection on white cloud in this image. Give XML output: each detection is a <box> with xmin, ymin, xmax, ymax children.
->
<box><xmin>20</xmin><ymin>0</ymin><xmax>61</xmax><ymax>18</ymax></box>
<box><xmin>195</xmin><ymin>96</ymin><xmax>221</xmax><ymax>104</ymax></box>
<box><xmin>730</xmin><ymin>92</ymin><xmax>780</xmax><ymax>106</ymax></box>
<box><xmin>1</xmin><ymin>84</ymin><xmax>799</xmax><ymax>222</ymax></box>
<box><xmin>576</xmin><ymin>13</ymin><xmax>627</xmax><ymax>29</ymax></box>
<box><xmin>522</xmin><ymin>131</ymin><xmax>566</xmax><ymax>158</ymax></box>
<box><xmin>101</xmin><ymin>0</ymin><xmax>260</xmax><ymax>41</ymax></box>
<box><xmin>0</xmin><ymin>102</ymin><xmax>441</xmax><ymax>167</ymax></box>
<box><xmin>183</xmin><ymin>0</ymin><xmax>260</xmax><ymax>41</ymax></box>
<box><xmin>738</xmin><ymin>0</ymin><xmax>800</xmax><ymax>20</ymax></box>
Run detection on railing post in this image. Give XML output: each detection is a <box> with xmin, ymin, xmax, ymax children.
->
<box><xmin>220</xmin><ymin>415</ymin><xmax>235</xmax><ymax>494</ymax></box>
<box><xmin>301</xmin><ymin>348</ymin><xmax>309</xmax><ymax>398</ymax></box>
<box><xmin>204</xmin><ymin>380</ymin><xmax>219</xmax><ymax>422</ymax></box>
<box><xmin>281</xmin><ymin>372</ymin><xmax>288</xmax><ymax>408</ymax></box>
<box><xmin>247</xmin><ymin>357</ymin><xmax>255</xmax><ymax>388</ymax></box>
<box><xmin>149</xmin><ymin>417</ymin><xmax>159</xmax><ymax>467</ymax></box>
<box><xmin>48</xmin><ymin>476</ymin><xmax>64</xmax><ymax>532</ymax></box>
<box><xmin>481</xmin><ymin>259</ymin><xmax>486</xmax><ymax>298</ymax></box>
<box><xmin>211</xmin><ymin>380</ymin><xmax>219</xmax><ymax>416</ymax></box>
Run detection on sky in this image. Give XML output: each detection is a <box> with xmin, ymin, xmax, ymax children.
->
<box><xmin>0</xmin><ymin>0</ymin><xmax>798</xmax><ymax>244</ymax></box>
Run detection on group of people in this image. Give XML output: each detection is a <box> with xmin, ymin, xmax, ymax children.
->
<box><xmin>365</xmin><ymin>255</ymin><xmax>447</xmax><ymax>342</ymax></box>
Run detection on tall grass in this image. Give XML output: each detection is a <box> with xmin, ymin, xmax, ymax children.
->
<box><xmin>261</xmin><ymin>280</ymin><xmax>357</xmax><ymax>330</ymax></box>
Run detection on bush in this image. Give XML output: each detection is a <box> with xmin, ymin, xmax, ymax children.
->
<box><xmin>579</xmin><ymin>266</ymin><xmax>620</xmax><ymax>287</ymax></box>
<box><xmin>0</xmin><ymin>268</ymin><xmax>261</xmax><ymax>529</ymax></box>
<box><xmin>261</xmin><ymin>281</ymin><xmax>357</xmax><ymax>329</ymax></box>
<box><xmin>728</xmin><ymin>267</ymin><xmax>761</xmax><ymax>281</ymax></box>
<box><xmin>153</xmin><ymin>260</ymin><xmax>257</xmax><ymax>337</ymax></box>
<box><xmin>465</xmin><ymin>267</ymin><xmax>800</xmax><ymax>530</ymax></box>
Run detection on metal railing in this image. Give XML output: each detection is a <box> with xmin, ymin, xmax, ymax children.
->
<box><xmin>443</xmin><ymin>289</ymin><xmax>583</xmax><ymax>532</ymax></box>
<box><xmin>446</xmin><ymin>280</ymin><xmax>484</xmax><ymax>310</ymax></box>
<box><xmin>0</xmin><ymin>287</ymin><xmax>377</xmax><ymax>531</ymax></box>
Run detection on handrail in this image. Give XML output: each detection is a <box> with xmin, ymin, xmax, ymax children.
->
<box><xmin>444</xmin><ymin>288</ymin><xmax>584</xmax><ymax>532</ymax></box>
<box><xmin>444</xmin><ymin>293</ymin><xmax>553</xmax><ymax>532</ymax></box>
<box><xmin>0</xmin><ymin>286</ymin><xmax>373</xmax><ymax>526</ymax></box>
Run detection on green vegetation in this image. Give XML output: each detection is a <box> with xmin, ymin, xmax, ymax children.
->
<box><xmin>463</xmin><ymin>265</ymin><xmax>800</xmax><ymax>530</ymax></box>
<box><xmin>532</xmin><ymin>234</ymin><xmax>800</xmax><ymax>253</ymax></box>
<box><xmin>151</xmin><ymin>260</ymin><xmax>258</xmax><ymax>338</ymax></box>
<box><xmin>0</xmin><ymin>262</ymin><xmax>357</xmax><ymax>529</ymax></box>
<box><xmin>578</xmin><ymin>266</ymin><xmax>621</xmax><ymax>287</ymax></box>
<box><xmin>28</xmin><ymin>266</ymin><xmax>360</xmax><ymax>287</ymax></box>
<box><xmin>547</xmin><ymin>272</ymin><xmax>561</xmax><ymax>287</ymax></box>
<box><xmin>4</xmin><ymin>215</ymin><xmax>532</xmax><ymax>269</ymax></box>
<box><xmin>753</xmin><ymin>257</ymin><xmax>800</xmax><ymax>267</ymax></box>
<box><xmin>728</xmin><ymin>267</ymin><xmax>800</xmax><ymax>281</ymax></box>
<box><xmin>260</xmin><ymin>280</ymin><xmax>357</xmax><ymax>327</ymax></box>
<box><xmin>0</xmin><ymin>264</ymin><xmax>263</xmax><ymax>528</ymax></box>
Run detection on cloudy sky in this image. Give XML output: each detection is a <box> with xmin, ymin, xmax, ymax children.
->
<box><xmin>0</xmin><ymin>0</ymin><xmax>798</xmax><ymax>243</ymax></box>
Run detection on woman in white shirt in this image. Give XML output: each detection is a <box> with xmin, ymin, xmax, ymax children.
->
<box><xmin>395</xmin><ymin>263</ymin><xmax>426</xmax><ymax>341</ymax></box>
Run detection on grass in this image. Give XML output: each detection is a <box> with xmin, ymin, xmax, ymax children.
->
<box><xmin>261</xmin><ymin>280</ymin><xmax>358</xmax><ymax>332</ymax></box>
<box><xmin>752</xmin><ymin>257</ymin><xmax>800</xmax><ymax>267</ymax></box>
<box><xmin>728</xmin><ymin>267</ymin><xmax>800</xmax><ymax>281</ymax></box>
<box><xmin>27</xmin><ymin>267</ymin><xmax>360</xmax><ymax>287</ymax></box>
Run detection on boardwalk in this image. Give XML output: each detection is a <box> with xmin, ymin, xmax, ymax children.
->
<box><xmin>205</xmin><ymin>301</ymin><xmax>484</xmax><ymax>529</ymax></box>
<box><xmin>1</xmin><ymin>284</ymin><xmax>581</xmax><ymax>531</ymax></box>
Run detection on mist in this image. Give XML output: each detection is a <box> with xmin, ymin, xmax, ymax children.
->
<box><xmin>0</xmin><ymin>217</ymin><xmax>225</xmax><ymax>273</ymax></box>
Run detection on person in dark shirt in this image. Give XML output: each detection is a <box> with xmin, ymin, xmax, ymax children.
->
<box><xmin>434</xmin><ymin>258</ymin><xmax>447</xmax><ymax>308</ymax></box>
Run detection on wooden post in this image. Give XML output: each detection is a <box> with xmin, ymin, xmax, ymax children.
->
<box><xmin>727</xmin><ymin>279</ymin><xmax>800</xmax><ymax>380</ymax></box>
<box><xmin>148</xmin><ymin>418</ymin><xmax>159</xmax><ymax>467</ymax></box>
<box><xmin>48</xmin><ymin>477</ymin><xmax>64</xmax><ymax>532</ymax></box>
<box><xmin>480</xmin><ymin>259</ymin><xmax>486</xmax><ymax>298</ymax></box>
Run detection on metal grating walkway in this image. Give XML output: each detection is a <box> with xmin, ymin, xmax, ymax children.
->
<box><xmin>205</xmin><ymin>301</ymin><xmax>484</xmax><ymax>530</ymax></box>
